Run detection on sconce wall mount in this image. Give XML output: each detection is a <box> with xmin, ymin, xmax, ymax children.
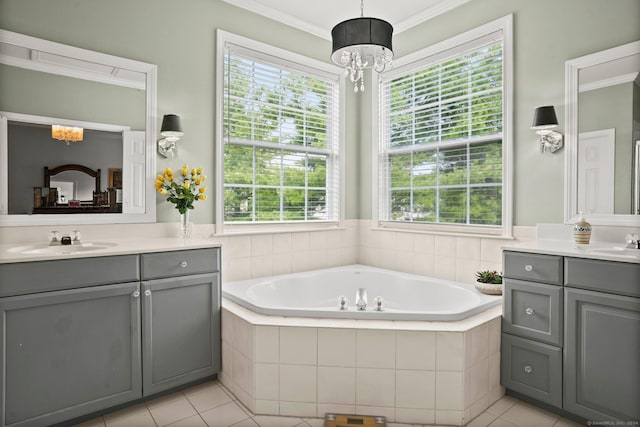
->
<box><xmin>531</xmin><ymin>105</ymin><xmax>563</xmax><ymax>154</ymax></box>
<box><xmin>158</xmin><ymin>114</ymin><xmax>183</xmax><ymax>158</ymax></box>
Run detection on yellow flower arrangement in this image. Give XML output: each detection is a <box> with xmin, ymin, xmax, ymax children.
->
<box><xmin>155</xmin><ymin>164</ymin><xmax>206</xmax><ymax>214</ymax></box>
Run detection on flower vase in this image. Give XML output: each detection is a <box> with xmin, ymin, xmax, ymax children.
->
<box><xmin>179</xmin><ymin>210</ymin><xmax>191</xmax><ymax>239</ymax></box>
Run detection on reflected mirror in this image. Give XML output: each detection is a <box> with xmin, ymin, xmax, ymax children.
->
<box><xmin>0</xmin><ymin>29</ymin><xmax>157</xmax><ymax>226</ymax></box>
<box><xmin>565</xmin><ymin>40</ymin><xmax>640</xmax><ymax>226</ymax></box>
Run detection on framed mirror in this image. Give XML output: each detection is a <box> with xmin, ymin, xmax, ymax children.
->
<box><xmin>0</xmin><ymin>29</ymin><xmax>157</xmax><ymax>226</ymax></box>
<box><xmin>565</xmin><ymin>40</ymin><xmax>640</xmax><ymax>226</ymax></box>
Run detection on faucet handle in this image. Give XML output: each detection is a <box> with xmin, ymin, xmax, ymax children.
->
<box><xmin>625</xmin><ymin>233</ymin><xmax>639</xmax><ymax>244</ymax></box>
<box><xmin>72</xmin><ymin>230</ymin><xmax>82</xmax><ymax>242</ymax></box>
<box><xmin>48</xmin><ymin>230</ymin><xmax>60</xmax><ymax>245</ymax></box>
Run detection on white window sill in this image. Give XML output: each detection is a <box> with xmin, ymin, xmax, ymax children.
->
<box><xmin>215</xmin><ymin>221</ymin><xmax>344</xmax><ymax>236</ymax></box>
<box><xmin>375</xmin><ymin>221</ymin><xmax>514</xmax><ymax>240</ymax></box>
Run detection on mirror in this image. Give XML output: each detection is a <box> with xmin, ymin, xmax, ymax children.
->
<box><xmin>565</xmin><ymin>40</ymin><xmax>640</xmax><ymax>226</ymax></box>
<box><xmin>0</xmin><ymin>29</ymin><xmax>157</xmax><ymax>226</ymax></box>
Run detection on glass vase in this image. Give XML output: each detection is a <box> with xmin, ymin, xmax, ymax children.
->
<box><xmin>179</xmin><ymin>210</ymin><xmax>191</xmax><ymax>239</ymax></box>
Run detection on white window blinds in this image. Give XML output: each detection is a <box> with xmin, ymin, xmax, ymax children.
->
<box><xmin>223</xmin><ymin>44</ymin><xmax>340</xmax><ymax>223</ymax></box>
<box><xmin>380</xmin><ymin>38</ymin><xmax>504</xmax><ymax>227</ymax></box>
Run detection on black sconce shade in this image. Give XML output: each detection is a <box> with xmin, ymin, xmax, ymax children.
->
<box><xmin>531</xmin><ymin>106</ymin><xmax>559</xmax><ymax>130</ymax></box>
<box><xmin>160</xmin><ymin>114</ymin><xmax>183</xmax><ymax>137</ymax></box>
<box><xmin>331</xmin><ymin>17</ymin><xmax>393</xmax><ymax>63</ymax></box>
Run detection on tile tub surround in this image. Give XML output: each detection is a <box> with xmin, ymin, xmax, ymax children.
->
<box><xmin>220</xmin><ymin>300</ymin><xmax>504</xmax><ymax>426</ymax></box>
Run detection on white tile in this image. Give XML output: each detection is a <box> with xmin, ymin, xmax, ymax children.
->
<box><xmin>360</xmin><ymin>247</ymin><xmax>381</xmax><ymax>266</ymax></box>
<box><xmin>396</xmin><ymin>232</ymin><xmax>415</xmax><ymax>252</ymax></box>
<box><xmin>255</xmin><ymin>363</ymin><xmax>279</xmax><ymax>400</ymax></box>
<box><xmin>500</xmin><ymin>402</ymin><xmax>559</xmax><ymax>427</ymax></box>
<box><xmin>378</xmin><ymin>249</ymin><xmax>397</xmax><ymax>270</ymax></box>
<box><xmin>395</xmin><ymin>370</ymin><xmax>435</xmax><ymax>409</ymax></box>
<box><xmin>394</xmin><ymin>408</ymin><xmax>435</xmax><ymax>425</ymax></box>
<box><xmin>272</xmin><ymin>233</ymin><xmax>292</xmax><ymax>254</ymax></box>
<box><xmin>251</xmin><ymin>235</ymin><xmax>273</xmax><ymax>257</ymax></box>
<box><xmin>396</xmin><ymin>330</ymin><xmax>436</xmax><ymax>370</ymax></box>
<box><xmin>226</xmin><ymin>257</ymin><xmax>253</xmax><ymax>281</ymax></box>
<box><xmin>290</xmin><ymin>251</ymin><xmax>310</xmax><ymax>272</ymax></box>
<box><xmin>279</xmin><ymin>402</ymin><xmax>317</xmax><ymax>418</ymax></box>
<box><xmin>309</xmin><ymin>231</ymin><xmax>327</xmax><ymax>250</ymax></box>
<box><xmin>465</xmin><ymin>322</ymin><xmax>490</xmax><ymax>368</ymax></box>
<box><xmin>222</xmin><ymin>309</ymin><xmax>234</xmax><ymax>344</ymax></box>
<box><xmin>488</xmin><ymin>385</ymin><xmax>505</xmax><ymax>406</ymax></box>
<box><xmin>255</xmin><ymin>326</ymin><xmax>279</xmax><ymax>363</ymax></box>
<box><xmin>233</xmin><ymin>349</ymin><xmax>254</xmax><ymax>397</ymax></box>
<box><xmin>272</xmin><ymin>253</ymin><xmax>293</xmax><ymax>276</ymax></box>
<box><xmin>487</xmin><ymin>418</ymin><xmax>518</xmax><ymax>427</ymax></box>
<box><xmin>356</xmin><ymin>329</ymin><xmax>395</xmax><ymax>368</ymax></box>
<box><xmin>304</xmin><ymin>418</ymin><xmax>326</xmax><ymax>427</ymax></box>
<box><xmin>464</xmin><ymin>358</ymin><xmax>489</xmax><ymax>407</ymax></box>
<box><xmin>254</xmin><ymin>400</ymin><xmax>280</xmax><ymax>416</ymax></box>
<box><xmin>146</xmin><ymin>392</ymin><xmax>198</xmax><ymax>427</ymax></box>
<box><xmin>436</xmin><ymin>332</ymin><xmax>464</xmax><ymax>371</ymax></box>
<box><xmin>489</xmin><ymin>353</ymin><xmax>501</xmax><ymax>391</ymax></box>
<box><xmin>468</xmin><ymin>394</ymin><xmax>490</xmax><ymax>421</ymax></box>
<box><xmin>280</xmin><ymin>327</ymin><xmax>317</xmax><ymax>365</ymax></box>
<box><xmin>184</xmin><ymin>381</ymin><xmax>233</xmax><ymax>413</ymax></box>
<box><xmin>221</xmin><ymin>341</ymin><xmax>233</xmax><ymax>388</ymax></box>
<box><xmin>435</xmin><ymin>371</ymin><xmax>463</xmax><ymax>410</ymax></box>
<box><xmin>233</xmin><ymin>315</ymin><xmax>254</xmax><ymax>359</ymax></box>
<box><xmin>325</xmin><ymin>248</ymin><xmax>344</xmax><ymax>267</ymax></box>
<box><xmin>488</xmin><ymin>318</ymin><xmax>501</xmax><ymax>355</ymax></box>
<box><xmin>104</xmin><ymin>404</ymin><xmax>156</xmax><ymax>427</ymax></box>
<box><xmin>356</xmin><ymin>368</ymin><xmax>395</xmax><ymax>407</ymax></box>
<box><xmin>199</xmin><ymin>401</ymin><xmax>250</xmax><ymax>427</ymax></box>
<box><xmin>318</xmin><ymin>328</ymin><xmax>356</xmax><ymax>367</ymax></box>
<box><xmin>317</xmin><ymin>366</ymin><xmax>356</xmax><ymax>405</ymax></box>
<box><xmin>291</xmin><ymin>232</ymin><xmax>310</xmax><ymax>251</ymax></box>
<box><xmin>435</xmin><ymin>410</ymin><xmax>464</xmax><ymax>426</ymax></box>
<box><xmin>414</xmin><ymin>234</ymin><xmax>435</xmax><ymax>254</ymax></box>
<box><xmin>355</xmin><ymin>406</ymin><xmax>395</xmax><ymax>422</ymax></box>
<box><xmin>227</xmin><ymin>236</ymin><xmax>252</xmax><ymax>259</ymax></box>
<box><xmin>252</xmin><ymin>415</ymin><xmax>305</xmax><ymax>427</ymax></box>
<box><xmin>480</xmin><ymin>239</ymin><xmax>504</xmax><ymax>263</ymax></box>
<box><xmin>166</xmin><ymin>415</ymin><xmax>208</xmax><ymax>427</ymax></box>
<box><xmin>231</xmin><ymin>419</ymin><xmax>259</xmax><ymax>427</ymax></box>
<box><xmin>414</xmin><ymin>255</ymin><xmax>435</xmax><ymax>277</ymax></box>
<box><xmin>316</xmin><ymin>403</ymin><xmax>356</xmax><ymax>418</ymax></box>
<box><xmin>233</xmin><ymin>386</ymin><xmax>256</xmax><ymax>414</ymax></box>
<box><xmin>467</xmin><ymin>411</ymin><xmax>498</xmax><ymax>427</ymax></box>
<box><xmin>455</xmin><ymin>258</ymin><xmax>481</xmax><ymax>284</ymax></box>
<box><xmin>361</xmin><ymin>228</ymin><xmax>381</xmax><ymax>249</ymax></box>
<box><xmin>456</xmin><ymin>237</ymin><xmax>481</xmax><ymax>260</ymax></box>
<box><xmin>251</xmin><ymin>255</ymin><xmax>273</xmax><ymax>278</ymax></box>
<box><xmin>395</xmin><ymin>250</ymin><xmax>415</xmax><ymax>273</ymax></box>
<box><xmin>308</xmin><ymin>249</ymin><xmax>327</xmax><ymax>270</ymax></box>
<box><xmin>434</xmin><ymin>255</ymin><xmax>456</xmax><ymax>280</ymax></box>
<box><xmin>325</xmin><ymin>230</ymin><xmax>342</xmax><ymax>249</ymax></box>
<box><xmin>380</xmin><ymin>231</ymin><xmax>398</xmax><ymax>250</ymax></box>
<box><xmin>435</xmin><ymin>235</ymin><xmax>456</xmax><ymax>254</ymax></box>
<box><xmin>279</xmin><ymin>365</ymin><xmax>317</xmax><ymax>403</ymax></box>
<box><xmin>484</xmin><ymin>395</ymin><xmax>518</xmax><ymax>416</ymax></box>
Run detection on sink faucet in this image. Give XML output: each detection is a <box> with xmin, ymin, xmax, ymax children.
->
<box><xmin>625</xmin><ymin>233</ymin><xmax>640</xmax><ymax>249</ymax></box>
<box><xmin>355</xmin><ymin>288</ymin><xmax>367</xmax><ymax>311</ymax></box>
<box><xmin>48</xmin><ymin>230</ymin><xmax>60</xmax><ymax>246</ymax></box>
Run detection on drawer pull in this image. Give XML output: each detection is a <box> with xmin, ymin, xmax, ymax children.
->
<box><xmin>524</xmin><ymin>265</ymin><xmax>533</xmax><ymax>272</ymax></box>
<box><xmin>179</xmin><ymin>261</ymin><xmax>188</xmax><ymax>268</ymax></box>
<box><xmin>525</xmin><ymin>307</ymin><xmax>534</xmax><ymax>315</ymax></box>
<box><xmin>144</xmin><ymin>290</ymin><xmax>151</xmax><ymax>296</ymax></box>
<box><xmin>524</xmin><ymin>365</ymin><xmax>533</xmax><ymax>374</ymax></box>
<box><xmin>132</xmin><ymin>291</ymin><xmax>140</xmax><ymax>298</ymax></box>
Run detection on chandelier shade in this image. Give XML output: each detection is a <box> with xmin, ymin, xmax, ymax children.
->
<box><xmin>51</xmin><ymin>125</ymin><xmax>83</xmax><ymax>145</ymax></box>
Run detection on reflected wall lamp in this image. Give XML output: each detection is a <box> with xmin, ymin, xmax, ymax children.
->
<box><xmin>331</xmin><ymin>0</ymin><xmax>393</xmax><ymax>93</ymax></box>
<box><xmin>531</xmin><ymin>106</ymin><xmax>563</xmax><ymax>154</ymax></box>
<box><xmin>51</xmin><ymin>125</ymin><xmax>83</xmax><ymax>145</ymax></box>
<box><xmin>157</xmin><ymin>114</ymin><xmax>183</xmax><ymax>158</ymax></box>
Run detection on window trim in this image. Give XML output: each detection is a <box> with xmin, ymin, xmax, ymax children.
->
<box><xmin>215</xmin><ymin>30</ymin><xmax>345</xmax><ymax>235</ymax></box>
<box><xmin>372</xmin><ymin>14</ymin><xmax>513</xmax><ymax>237</ymax></box>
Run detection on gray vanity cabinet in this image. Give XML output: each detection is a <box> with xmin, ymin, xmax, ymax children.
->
<box><xmin>140</xmin><ymin>248</ymin><xmax>221</xmax><ymax>396</ymax></box>
<box><xmin>0</xmin><ymin>281</ymin><xmax>142</xmax><ymax>427</ymax></box>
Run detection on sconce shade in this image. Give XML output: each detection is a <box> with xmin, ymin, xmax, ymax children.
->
<box><xmin>160</xmin><ymin>114</ymin><xmax>183</xmax><ymax>138</ymax></box>
<box><xmin>531</xmin><ymin>106</ymin><xmax>559</xmax><ymax>130</ymax></box>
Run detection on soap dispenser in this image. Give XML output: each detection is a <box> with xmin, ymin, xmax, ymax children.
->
<box><xmin>573</xmin><ymin>211</ymin><xmax>592</xmax><ymax>245</ymax></box>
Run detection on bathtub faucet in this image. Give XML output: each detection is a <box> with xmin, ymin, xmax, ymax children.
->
<box><xmin>355</xmin><ymin>288</ymin><xmax>368</xmax><ymax>311</ymax></box>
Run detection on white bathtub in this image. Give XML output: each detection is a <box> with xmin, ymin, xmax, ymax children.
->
<box><xmin>222</xmin><ymin>264</ymin><xmax>501</xmax><ymax>321</ymax></box>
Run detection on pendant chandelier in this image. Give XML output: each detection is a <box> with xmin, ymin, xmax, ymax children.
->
<box><xmin>51</xmin><ymin>125</ymin><xmax>84</xmax><ymax>145</ymax></box>
<box><xmin>331</xmin><ymin>0</ymin><xmax>394</xmax><ymax>93</ymax></box>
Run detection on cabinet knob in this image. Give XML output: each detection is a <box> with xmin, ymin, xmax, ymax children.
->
<box><xmin>179</xmin><ymin>261</ymin><xmax>188</xmax><ymax>268</ymax></box>
<box><xmin>132</xmin><ymin>291</ymin><xmax>140</xmax><ymax>298</ymax></box>
<box><xmin>144</xmin><ymin>290</ymin><xmax>151</xmax><ymax>296</ymax></box>
<box><xmin>524</xmin><ymin>365</ymin><xmax>533</xmax><ymax>374</ymax></box>
<box><xmin>524</xmin><ymin>264</ymin><xmax>533</xmax><ymax>272</ymax></box>
<box><xmin>525</xmin><ymin>307</ymin><xmax>534</xmax><ymax>315</ymax></box>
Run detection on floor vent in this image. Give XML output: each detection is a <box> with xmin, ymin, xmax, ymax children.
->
<box><xmin>324</xmin><ymin>413</ymin><xmax>386</xmax><ymax>427</ymax></box>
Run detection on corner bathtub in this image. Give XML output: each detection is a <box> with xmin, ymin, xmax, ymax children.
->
<box><xmin>222</xmin><ymin>264</ymin><xmax>501</xmax><ymax>321</ymax></box>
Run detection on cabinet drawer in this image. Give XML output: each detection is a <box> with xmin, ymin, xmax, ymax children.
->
<box><xmin>141</xmin><ymin>248</ymin><xmax>220</xmax><ymax>280</ymax></box>
<box><xmin>565</xmin><ymin>257</ymin><xmax>640</xmax><ymax>298</ymax></box>
<box><xmin>0</xmin><ymin>255</ymin><xmax>140</xmax><ymax>297</ymax></box>
<box><xmin>503</xmin><ymin>252</ymin><xmax>563</xmax><ymax>285</ymax></box>
<box><xmin>501</xmin><ymin>333</ymin><xmax>562</xmax><ymax>408</ymax></box>
<box><xmin>502</xmin><ymin>279</ymin><xmax>563</xmax><ymax>346</ymax></box>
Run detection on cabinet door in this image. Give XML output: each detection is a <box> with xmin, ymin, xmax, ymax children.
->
<box><xmin>142</xmin><ymin>273</ymin><xmax>221</xmax><ymax>396</ymax></box>
<box><xmin>0</xmin><ymin>282</ymin><xmax>142</xmax><ymax>427</ymax></box>
<box><xmin>564</xmin><ymin>288</ymin><xmax>640</xmax><ymax>422</ymax></box>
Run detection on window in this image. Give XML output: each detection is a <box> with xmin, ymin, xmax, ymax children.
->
<box><xmin>377</xmin><ymin>17</ymin><xmax>512</xmax><ymax>234</ymax></box>
<box><xmin>217</xmin><ymin>31</ymin><xmax>342</xmax><ymax>230</ymax></box>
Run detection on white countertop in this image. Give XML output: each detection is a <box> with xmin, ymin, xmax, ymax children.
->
<box><xmin>0</xmin><ymin>237</ymin><xmax>222</xmax><ymax>264</ymax></box>
<box><xmin>502</xmin><ymin>240</ymin><xmax>640</xmax><ymax>264</ymax></box>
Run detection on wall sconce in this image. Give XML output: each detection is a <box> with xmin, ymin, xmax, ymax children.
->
<box><xmin>531</xmin><ymin>106</ymin><xmax>563</xmax><ymax>153</ymax></box>
<box><xmin>157</xmin><ymin>114</ymin><xmax>183</xmax><ymax>158</ymax></box>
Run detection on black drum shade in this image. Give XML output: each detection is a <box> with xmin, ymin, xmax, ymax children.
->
<box><xmin>331</xmin><ymin>17</ymin><xmax>393</xmax><ymax>65</ymax></box>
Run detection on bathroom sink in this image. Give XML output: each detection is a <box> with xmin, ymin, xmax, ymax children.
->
<box><xmin>581</xmin><ymin>246</ymin><xmax>640</xmax><ymax>258</ymax></box>
<box><xmin>8</xmin><ymin>241</ymin><xmax>117</xmax><ymax>255</ymax></box>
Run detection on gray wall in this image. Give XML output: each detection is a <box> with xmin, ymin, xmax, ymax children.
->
<box><xmin>1</xmin><ymin>0</ymin><xmax>639</xmax><ymax>225</ymax></box>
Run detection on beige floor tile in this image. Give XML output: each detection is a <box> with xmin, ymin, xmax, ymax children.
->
<box><xmin>200</xmin><ymin>401</ymin><xmax>250</xmax><ymax>427</ymax></box>
<box><xmin>252</xmin><ymin>415</ymin><xmax>304</xmax><ymax>426</ymax></box>
<box><xmin>488</xmin><ymin>418</ymin><xmax>518</xmax><ymax>427</ymax></box>
<box><xmin>184</xmin><ymin>381</ymin><xmax>233</xmax><ymax>413</ymax></box>
<box><xmin>104</xmin><ymin>403</ymin><xmax>157</xmax><ymax>427</ymax></box>
<box><xmin>303</xmin><ymin>419</ymin><xmax>324</xmax><ymax>427</ymax></box>
<box><xmin>500</xmin><ymin>402</ymin><xmax>559</xmax><ymax>427</ymax></box>
<box><xmin>485</xmin><ymin>396</ymin><xmax>518</xmax><ymax>416</ymax></box>
<box><xmin>147</xmin><ymin>392</ymin><xmax>198</xmax><ymax>426</ymax></box>
<box><xmin>467</xmin><ymin>411</ymin><xmax>499</xmax><ymax>427</ymax></box>
<box><xmin>230</xmin><ymin>419</ymin><xmax>259</xmax><ymax>427</ymax></box>
<box><xmin>167</xmin><ymin>415</ymin><xmax>208</xmax><ymax>427</ymax></box>
<box><xmin>553</xmin><ymin>418</ymin><xmax>585</xmax><ymax>427</ymax></box>
<box><xmin>72</xmin><ymin>417</ymin><xmax>106</xmax><ymax>427</ymax></box>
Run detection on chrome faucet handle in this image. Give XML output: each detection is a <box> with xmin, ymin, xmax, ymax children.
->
<box><xmin>373</xmin><ymin>296</ymin><xmax>384</xmax><ymax>312</ymax></box>
<box><xmin>338</xmin><ymin>296</ymin><xmax>348</xmax><ymax>311</ymax></box>
<box><xmin>72</xmin><ymin>230</ymin><xmax>82</xmax><ymax>244</ymax></box>
<box><xmin>625</xmin><ymin>233</ymin><xmax>639</xmax><ymax>249</ymax></box>
<box><xmin>355</xmin><ymin>287</ymin><xmax>368</xmax><ymax>311</ymax></box>
<box><xmin>48</xmin><ymin>230</ymin><xmax>60</xmax><ymax>245</ymax></box>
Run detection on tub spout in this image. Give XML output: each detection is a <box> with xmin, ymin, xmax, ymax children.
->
<box><xmin>356</xmin><ymin>288</ymin><xmax>367</xmax><ymax>311</ymax></box>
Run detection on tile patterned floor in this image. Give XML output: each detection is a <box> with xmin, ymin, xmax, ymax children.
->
<box><xmin>72</xmin><ymin>380</ymin><xmax>585</xmax><ymax>427</ymax></box>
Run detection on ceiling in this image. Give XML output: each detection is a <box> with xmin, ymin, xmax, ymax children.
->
<box><xmin>221</xmin><ymin>0</ymin><xmax>472</xmax><ymax>40</ymax></box>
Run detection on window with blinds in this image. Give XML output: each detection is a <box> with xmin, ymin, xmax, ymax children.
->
<box><xmin>223</xmin><ymin>43</ymin><xmax>340</xmax><ymax>224</ymax></box>
<box><xmin>379</xmin><ymin>35</ymin><xmax>505</xmax><ymax>228</ymax></box>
